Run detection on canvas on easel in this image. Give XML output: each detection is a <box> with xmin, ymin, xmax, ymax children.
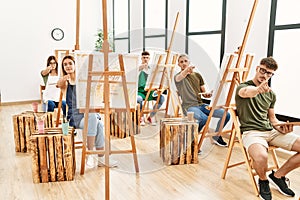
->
<box><xmin>75</xmin><ymin>51</ymin><xmax>139</xmax><ymax>110</ymax></box>
<box><xmin>140</xmin><ymin>12</ymin><xmax>181</xmax><ymax>119</ymax></box>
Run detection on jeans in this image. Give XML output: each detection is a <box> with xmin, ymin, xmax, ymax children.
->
<box><xmin>187</xmin><ymin>104</ymin><xmax>230</xmax><ymax>132</ymax></box>
<box><xmin>137</xmin><ymin>94</ymin><xmax>165</xmax><ymax>117</ymax></box>
<box><xmin>47</xmin><ymin>100</ymin><xmax>67</xmax><ymax>117</ymax></box>
<box><xmin>78</xmin><ymin>113</ymin><xmax>104</xmax><ymax>148</ymax></box>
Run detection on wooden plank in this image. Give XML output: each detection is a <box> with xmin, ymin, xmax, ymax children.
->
<box><xmin>25</xmin><ymin>116</ymin><xmax>31</xmax><ymax>153</ymax></box>
<box><xmin>48</xmin><ymin>135</ymin><xmax>56</xmax><ymax>182</ymax></box>
<box><xmin>172</xmin><ymin>125</ymin><xmax>179</xmax><ymax>165</ymax></box>
<box><xmin>179</xmin><ymin>124</ymin><xmax>185</xmax><ymax>165</ymax></box>
<box><xmin>160</xmin><ymin>120</ymin><xmax>165</xmax><ymax>160</ymax></box>
<box><xmin>12</xmin><ymin>115</ymin><xmax>20</xmax><ymax>152</ymax></box>
<box><xmin>63</xmin><ymin>135</ymin><xmax>74</xmax><ymax>181</ymax></box>
<box><xmin>29</xmin><ymin>115</ymin><xmax>35</xmax><ymax>135</ymax></box>
<box><xmin>30</xmin><ymin>137</ymin><xmax>40</xmax><ymax>183</ymax></box>
<box><xmin>38</xmin><ymin>137</ymin><xmax>48</xmax><ymax>183</ymax></box>
<box><xmin>18</xmin><ymin>116</ymin><xmax>26</xmax><ymax>152</ymax></box>
<box><xmin>55</xmin><ymin>135</ymin><xmax>64</xmax><ymax>181</ymax></box>
<box><xmin>186</xmin><ymin>124</ymin><xmax>192</xmax><ymax>164</ymax></box>
<box><xmin>165</xmin><ymin>124</ymin><xmax>171</xmax><ymax>165</ymax></box>
<box><xmin>193</xmin><ymin>124</ymin><xmax>199</xmax><ymax>164</ymax></box>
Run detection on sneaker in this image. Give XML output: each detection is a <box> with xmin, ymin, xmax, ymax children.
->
<box><xmin>147</xmin><ymin>116</ymin><xmax>157</xmax><ymax>126</ymax></box>
<box><xmin>140</xmin><ymin>117</ymin><xmax>145</xmax><ymax>126</ymax></box>
<box><xmin>268</xmin><ymin>170</ymin><xmax>295</xmax><ymax>197</ymax></box>
<box><xmin>98</xmin><ymin>156</ymin><xmax>118</xmax><ymax>168</ymax></box>
<box><xmin>212</xmin><ymin>136</ymin><xmax>227</xmax><ymax>147</ymax></box>
<box><xmin>258</xmin><ymin>179</ymin><xmax>272</xmax><ymax>200</ymax></box>
<box><xmin>198</xmin><ymin>149</ymin><xmax>202</xmax><ymax>155</ymax></box>
<box><xmin>86</xmin><ymin>155</ymin><xmax>95</xmax><ymax>168</ymax></box>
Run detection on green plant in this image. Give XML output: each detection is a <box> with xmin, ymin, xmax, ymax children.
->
<box><xmin>95</xmin><ymin>29</ymin><xmax>114</xmax><ymax>51</ymax></box>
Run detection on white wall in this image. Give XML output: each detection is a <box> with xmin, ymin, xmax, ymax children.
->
<box><xmin>225</xmin><ymin>0</ymin><xmax>271</xmax><ymax>77</ymax></box>
<box><xmin>0</xmin><ymin>0</ymin><xmax>272</xmax><ymax>103</ymax></box>
<box><xmin>0</xmin><ymin>0</ymin><xmax>103</xmax><ymax>103</ymax></box>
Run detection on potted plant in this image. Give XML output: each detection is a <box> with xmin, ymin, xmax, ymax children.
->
<box><xmin>95</xmin><ymin>29</ymin><xmax>114</xmax><ymax>51</ymax></box>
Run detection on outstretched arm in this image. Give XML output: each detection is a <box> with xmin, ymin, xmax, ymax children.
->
<box><xmin>175</xmin><ymin>66</ymin><xmax>195</xmax><ymax>82</ymax></box>
<box><xmin>57</xmin><ymin>75</ymin><xmax>69</xmax><ymax>90</ymax></box>
<box><xmin>238</xmin><ymin>80</ymin><xmax>271</xmax><ymax>98</ymax></box>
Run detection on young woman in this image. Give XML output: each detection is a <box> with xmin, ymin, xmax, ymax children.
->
<box><xmin>57</xmin><ymin>55</ymin><xmax>117</xmax><ymax>168</ymax></box>
<box><xmin>40</xmin><ymin>55</ymin><xmax>66</xmax><ymax>116</ymax></box>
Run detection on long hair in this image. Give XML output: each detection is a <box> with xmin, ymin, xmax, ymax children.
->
<box><xmin>61</xmin><ymin>55</ymin><xmax>75</xmax><ymax>76</ymax></box>
<box><xmin>46</xmin><ymin>55</ymin><xmax>58</xmax><ymax>74</ymax></box>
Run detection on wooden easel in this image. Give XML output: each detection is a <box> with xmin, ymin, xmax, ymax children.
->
<box><xmin>79</xmin><ymin>1</ymin><xmax>139</xmax><ymax>200</ymax></box>
<box><xmin>197</xmin><ymin>0</ymin><xmax>258</xmax><ymax>151</ymax></box>
<box><xmin>141</xmin><ymin>12</ymin><xmax>180</xmax><ymax>118</ymax></box>
<box><xmin>54</xmin><ymin>49</ymin><xmax>70</xmax><ymax>127</ymax></box>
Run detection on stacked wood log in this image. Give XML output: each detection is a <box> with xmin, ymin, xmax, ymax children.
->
<box><xmin>12</xmin><ymin>111</ymin><xmax>54</xmax><ymax>152</ymax></box>
<box><xmin>160</xmin><ymin>118</ymin><xmax>199</xmax><ymax>165</ymax></box>
<box><xmin>30</xmin><ymin>127</ymin><xmax>75</xmax><ymax>183</ymax></box>
<box><xmin>109</xmin><ymin>104</ymin><xmax>140</xmax><ymax>138</ymax></box>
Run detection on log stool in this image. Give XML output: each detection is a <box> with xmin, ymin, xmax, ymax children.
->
<box><xmin>12</xmin><ymin>111</ymin><xmax>54</xmax><ymax>152</ymax></box>
<box><xmin>30</xmin><ymin>127</ymin><xmax>75</xmax><ymax>183</ymax></box>
<box><xmin>160</xmin><ymin>118</ymin><xmax>199</xmax><ymax>165</ymax></box>
<box><xmin>109</xmin><ymin>104</ymin><xmax>140</xmax><ymax>138</ymax></box>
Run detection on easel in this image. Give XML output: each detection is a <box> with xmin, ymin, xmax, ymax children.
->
<box><xmin>79</xmin><ymin>1</ymin><xmax>139</xmax><ymax>200</ymax></box>
<box><xmin>141</xmin><ymin>12</ymin><xmax>180</xmax><ymax>118</ymax></box>
<box><xmin>54</xmin><ymin>49</ymin><xmax>70</xmax><ymax>127</ymax></box>
<box><xmin>197</xmin><ymin>0</ymin><xmax>258</xmax><ymax>151</ymax></box>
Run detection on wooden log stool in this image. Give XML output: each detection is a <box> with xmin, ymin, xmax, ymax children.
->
<box><xmin>30</xmin><ymin>127</ymin><xmax>75</xmax><ymax>183</ymax></box>
<box><xmin>12</xmin><ymin>111</ymin><xmax>54</xmax><ymax>153</ymax></box>
<box><xmin>109</xmin><ymin>104</ymin><xmax>140</xmax><ymax>138</ymax></box>
<box><xmin>160</xmin><ymin>118</ymin><xmax>199</xmax><ymax>165</ymax></box>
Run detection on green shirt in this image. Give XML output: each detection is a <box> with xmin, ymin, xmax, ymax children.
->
<box><xmin>138</xmin><ymin>70</ymin><xmax>154</xmax><ymax>101</ymax></box>
<box><xmin>174</xmin><ymin>72</ymin><xmax>205</xmax><ymax>114</ymax></box>
<box><xmin>41</xmin><ymin>72</ymin><xmax>49</xmax><ymax>86</ymax></box>
<box><xmin>235</xmin><ymin>80</ymin><xmax>276</xmax><ymax>133</ymax></box>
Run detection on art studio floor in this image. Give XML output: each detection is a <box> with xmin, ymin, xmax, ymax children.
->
<box><xmin>1</xmin><ymin>103</ymin><xmax>300</xmax><ymax>200</ymax></box>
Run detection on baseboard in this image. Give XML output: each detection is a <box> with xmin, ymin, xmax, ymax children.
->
<box><xmin>0</xmin><ymin>100</ymin><xmax>40</xmax><ymax>106</ymax></box>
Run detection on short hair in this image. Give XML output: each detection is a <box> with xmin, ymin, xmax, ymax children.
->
<box><xmin>141</xmin><ymin>51</ymin><xmax>150</xmax><ymax>56</ymax></box>
<box><xmin>178</xmin><ymin>54</ymin><xmax>189</xmax><ymax>61</ymax></box>
<box><xmin>260</xmin><ymin>57</ymin><xmax>278</xmax><ymax>71</ymax></box>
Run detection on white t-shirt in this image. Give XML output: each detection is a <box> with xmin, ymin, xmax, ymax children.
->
<box><xmin>43</xmin><ymin>76</ymin><xmax>60</xmax><ymax>102</ymax></box>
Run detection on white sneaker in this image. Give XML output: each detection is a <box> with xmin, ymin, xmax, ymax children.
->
<box><xmin>140</xmin><ymin>117</ymin><xmax>146</xmax><ymax>126</ymax></box>
<box><xmin>86</xmin><ymin>155</ymin><xmax>95</xmax><ymax>168</ymax></box>
<box><xmin>98</xmin><ymin>156</ymin><xmax>118</xmax><ymax>168</ymax></box>
<box><xmin>147</xmin><ymin>116</ymin><xmax>157</xmax><ymax>126</ymax></box>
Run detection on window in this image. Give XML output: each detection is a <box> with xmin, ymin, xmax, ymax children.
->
<box><xmin>269</xmin><ymin>0</ymin><xmax>300</xmax><ymax>119</ymax></box>
<box><xmin>187</xmin><ymin>0</ymin><xmax>225</xmax><ymax>68</ymax></box>
<box><xmin>113</xmin><ymin>0</ymin><xmax>130</xmax><ymax>52</ymax></box>
<box><xmin>144</xmin><ymin>0</ymin><xmax>167</xmax><ymax>50</ymax></box>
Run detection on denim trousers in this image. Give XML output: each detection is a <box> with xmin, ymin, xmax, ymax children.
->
<box><xmin>78</xmin><ymin>113</ymin><xmax>104</xmax><ymax>148</ymax></box>
<box><xmin>137</xmin><ymin>94</ymin><xmax>165</xmax><ymax>117</ymax></box>
<box><xmin>47</xmin><ymin>100</ymin><xmax>67</xmax><ymax>117</ymax></box>
<box><xmin>187</xmin><ymin>104</ymin><xmax>230</xmax><ymax>132</ymax></box>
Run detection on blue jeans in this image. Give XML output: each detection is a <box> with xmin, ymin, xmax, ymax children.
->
<box><xmin>47</xmin><ymin>100</ymin><xmax>67</xmax><ymax>117</ymax></box>
<box><xmin>187</xmin><ymin>104</ymin><xmax>230</xmax><ymax>132</ymax></box>
<box><xmin>137</xmin><ymin>95</ymin><xmax>165</xmax><ymax>117</ymax></box>
<box><xmin>78</xmin><ymin>113</ymin><xmax>104</xmax><ymax>148</ymax></box>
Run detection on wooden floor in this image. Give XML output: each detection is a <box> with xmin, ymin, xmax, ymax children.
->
<box><xmin>1</xmin><ymin>103</ymin><xmax>300</xmax><ymax>200</ymax></box>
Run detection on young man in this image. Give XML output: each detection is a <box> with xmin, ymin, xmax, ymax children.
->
<box><xmin>235</xmin><ymin>57</ymin><xmax>300</xmax><ymax>200</ymax></box>
<box><xmin>174</xmin><ymin>54</ymin><xmax>230</xmax><ymax>147</ymax></box>
<box><xmin>137</xmin><ymin>51</ymin><xmax>165</xmax><ymax>126</ymax></box>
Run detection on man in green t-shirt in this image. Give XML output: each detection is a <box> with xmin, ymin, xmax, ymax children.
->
<box><xmin>235</xmin><ymin>57</ymin><xmax>300</xmax><ymax>200</ymax></box>
<box><xmin>137</xmin><ymin>51</ymin><xmax>165</xmax><ymax>126</ymax></box>
<box><xmin>174</xmin><ymin>54</ymin><xmax>230</xmax><ymax>147</ymax></box>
